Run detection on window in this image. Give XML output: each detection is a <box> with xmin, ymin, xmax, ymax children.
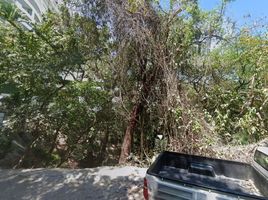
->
<box><xmin>25</xmin><ymin>7</ymin><xmax>32</xmax><ymax>15</ymax></box>
<box><xmin>17</xmin><ymin>0</ymin><xmax>33</xmax><ymax>15</ymax></box>
<box><xmin>34</xmin><ymin>14</ymin><xmax>40</xmax><ymax>23</ymax></box>
<box><xmin>28</xmin><ymin>0</ymin><xmax>41</xmax><ymax>15</ymax></box>
<box><xmin>254</xmin><ymin>150</ymin><xmax>268</xmax><ymax>171</ymax></box>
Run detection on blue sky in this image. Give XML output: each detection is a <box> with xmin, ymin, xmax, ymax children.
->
<box><xmin>160</xmin><ymin>0</ymin><xmax>268</xmax><ymax>26</ymax></box>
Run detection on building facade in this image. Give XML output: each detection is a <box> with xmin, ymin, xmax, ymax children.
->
<box><xmin>10</xmin><ymin>0</ymin><xmax>62</xmax><ymax>23</ymax></box>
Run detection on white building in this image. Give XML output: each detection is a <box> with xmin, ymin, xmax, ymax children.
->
<box><xmin>10</xmin><ymin>0</ymin><xmax>62</xmax><ymax>23</ymax></box>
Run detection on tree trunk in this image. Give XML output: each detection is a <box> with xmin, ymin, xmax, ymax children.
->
<box><xmin>99</xmin><ymin>127</ymin><xmax>109</xmax><ymax>165</ymax></box>
<box><xmin>119</xmin><ymin>54</ymin><xmax>151</xmax><ymax>164</ymax></box>
<box><xmin>140</xmin><ymin>115</ymin><xmax>144</xmax><ymax>160</ymax></box>
<box><xmin>119</xmin><ymin>103</ymin><xmax>142</xmax><ymax>164</ymax></box>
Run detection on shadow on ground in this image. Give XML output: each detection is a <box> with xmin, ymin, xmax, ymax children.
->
<box><xmin>0</xmin><ymin>167</ymin><xmax>146</xmax><ymax>200</ymax></box>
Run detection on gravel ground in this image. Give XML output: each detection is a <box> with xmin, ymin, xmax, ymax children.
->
<box><xmin>0</xmin><ymin>166</ymin><xmax>147</xmax><ymax>200</ymax></box>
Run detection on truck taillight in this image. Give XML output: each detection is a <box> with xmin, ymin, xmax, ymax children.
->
<box><xmin>143</xmin><ymin>178</ymin><xmax>149</xmax><ymax>200</ymax></box>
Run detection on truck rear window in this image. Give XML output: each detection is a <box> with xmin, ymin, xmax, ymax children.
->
<box><xmin>254</xmin><ymin>150</ymin><xmax>268</xmax><ymax>171</ymax></box>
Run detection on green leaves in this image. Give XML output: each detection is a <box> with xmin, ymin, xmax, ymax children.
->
<box><xmin>0</xmin><ymin>3</ymin><xmax>113</xmax><ymax>167</ymax></box>
<box><xmin>0</xmin><ymin>0</ymin><xmax>20</xmax><ymax>21</ymax></box>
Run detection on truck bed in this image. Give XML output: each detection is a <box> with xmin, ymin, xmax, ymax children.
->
<box><xmin>159</xmin><ymin>166</ymin><xmax>261</xmax><ymax>196</ymax></box>
<box><xmin>147</xmin><ymin>151</ymin><xmax>268</xmax><ymax>199</ymax></box>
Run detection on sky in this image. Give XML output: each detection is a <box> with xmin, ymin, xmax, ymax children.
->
<box><xmin>160</xmin><ymin>0</ymin><xmax>268</xmax><ymax>27</ymax></box>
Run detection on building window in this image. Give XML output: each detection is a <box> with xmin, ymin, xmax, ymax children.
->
<box><xmin>34</xmin><ymin>14</ymin><xmax>40</xmax><ymax>23</ymax></box>
<box><xmin>17</xmin><ymin>0</ymin><xmax>33</xmax><ymax>15</ymax></box>
<box><xmin>28</xmin><ymin>0</ymin><xmax>41</xmax><ymax>15</ymax></box>
<box><xmin>26</xmin><ymin>7</ymin><xmax>32</xmax><ymax>15</ymax></box>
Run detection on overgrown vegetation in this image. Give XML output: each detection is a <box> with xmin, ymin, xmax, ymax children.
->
<box><xmin>0</xmin><ymin>0</ymin><xmax>267</xmax><ymax>168</ymax></box>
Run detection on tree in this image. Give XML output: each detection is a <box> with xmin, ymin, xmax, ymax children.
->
<box><xmin>0</xmin><ymin>1</ymin><xmax>113</xmax><ymax>167</ymax></box>
<box><xmin>108</xmin><ymin>0</ymin><xmax>217</xmax><ymax>163</ymax></box>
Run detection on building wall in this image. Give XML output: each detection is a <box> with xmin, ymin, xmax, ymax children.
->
<box><xmin>10</xmin><ymin>0</ymin><xmax>62</xmax><ymax>23</ymax></box>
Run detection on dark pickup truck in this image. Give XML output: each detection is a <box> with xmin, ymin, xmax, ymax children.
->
<box><xmin>144</xmin><ymin>147</ymin><xmax>268</xmax><ymax>200</ymax></box>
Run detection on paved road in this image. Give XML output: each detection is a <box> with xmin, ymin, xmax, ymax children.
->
<box><xmin>0</xmin><ymin>166</ymin><xmax>147</xmax><ymax>200</ymax></box>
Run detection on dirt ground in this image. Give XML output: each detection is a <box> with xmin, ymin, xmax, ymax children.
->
<box><xmin>0</xmin><ymin>166</ymin><xmax>147</xmax><ymax>200</ymax></box>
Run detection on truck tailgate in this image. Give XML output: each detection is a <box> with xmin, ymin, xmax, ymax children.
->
<box><xmin>146</xmin><ymin>174</ymin><xmax>260</xmax><ymax>200</ymax></box>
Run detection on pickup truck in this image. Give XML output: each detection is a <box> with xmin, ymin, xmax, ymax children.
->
<box><xmin>144</xmin><ymin>147</ymin><xmax>268</xmax><ymax>200</ymax></box>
